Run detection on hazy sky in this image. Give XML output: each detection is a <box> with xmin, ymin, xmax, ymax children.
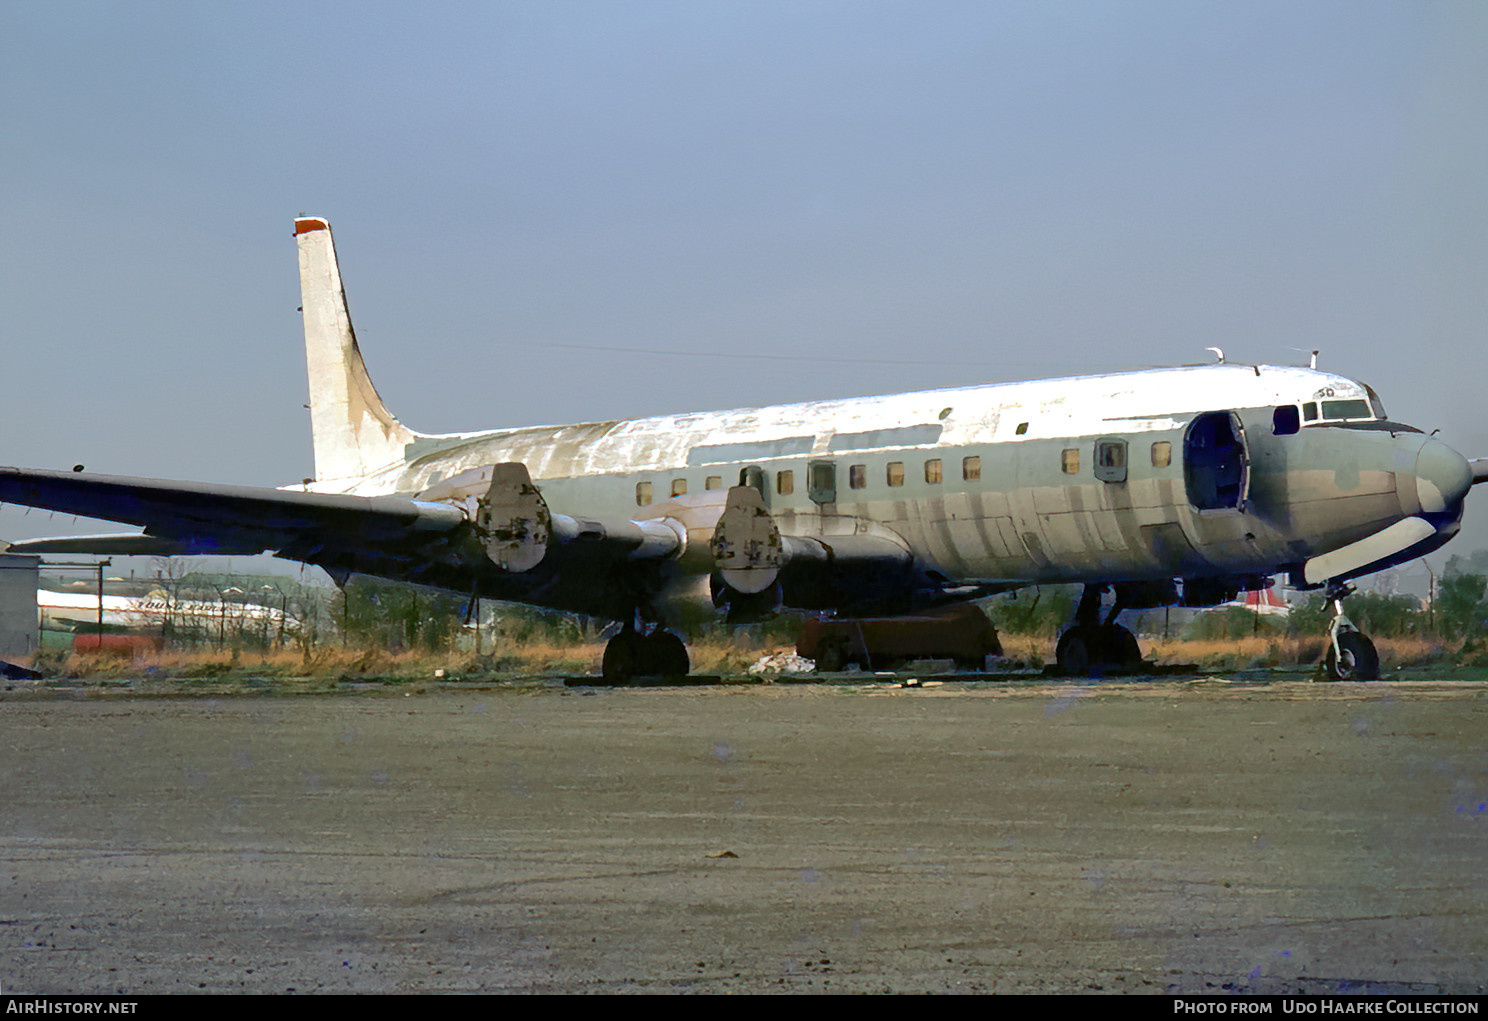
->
<box><xmin>2</xmin><ymin>1</ymin><xmax>1486</xmax><ymax>582</ymax></box>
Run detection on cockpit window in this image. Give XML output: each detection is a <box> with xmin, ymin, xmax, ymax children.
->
<box><xmin>1300</xmin><ymin>392</ymin><xmax>1382</xmax><ymax>426</ymax></box>
<box><xmin>1364</xmin><ymin>384</ymin><xmax>1387</xmax><ymax>419</ymax></box>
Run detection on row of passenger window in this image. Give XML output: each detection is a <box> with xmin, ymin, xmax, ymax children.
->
<box><xmin>633</xmin><ymin>444</ymin><xmax>1172</xmax><ymax>507</ymax></box>
<box><xmin>1061</xmin><ymin>441</ymin><xmax>1172</xmax><ymax>474</ymax></box>
<box><xmin>853</xmin><ymin>455</ymin><xmax>980</xmax><ymax>489</ymax></box>
<box><xmin>634</xmin><ymin>457</ymin><xmax>981</xmax><ymax>506</ymax></box>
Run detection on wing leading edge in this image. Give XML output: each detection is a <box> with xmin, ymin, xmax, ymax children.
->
<box><xmin>0</xmin><ymin>467</ymin><xmax>466</xmax><ymax>558</ymax></box>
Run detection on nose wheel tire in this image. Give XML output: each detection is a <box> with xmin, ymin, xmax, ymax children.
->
<box><xmin>1325</xmin><ymin>632</ymin><xmax>1379</xmax><ymax>681</ymax></box>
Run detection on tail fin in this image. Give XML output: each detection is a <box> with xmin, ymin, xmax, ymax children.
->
<box><xmin>295</xmin><ymin>217</ymin><xmax>418</xmax><ymax>483</ymax></box>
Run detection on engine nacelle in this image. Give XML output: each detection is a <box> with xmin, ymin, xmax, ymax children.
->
<box><xmin>709</xmin><ymin>486</ymin><xmax>917</xmax><ymax>615</ymax></box>
<box><xmin>475</xmin><ymin>463</ymin><xmax>550</xmax><ymax>572</ymax></box>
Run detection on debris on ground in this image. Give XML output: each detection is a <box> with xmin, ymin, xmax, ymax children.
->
<box><xmin>747</xmin><ymin>652</ymin><xmax>816</xmax><ymax>677</ymax></box>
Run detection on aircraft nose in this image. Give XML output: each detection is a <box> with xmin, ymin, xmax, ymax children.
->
<box><xmin>1414</xmin><ymin>437</ymin><xmax>1472</xmax><ymax>515</ymax></box>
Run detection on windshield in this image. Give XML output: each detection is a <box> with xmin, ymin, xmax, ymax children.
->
<box><xmin>1301</xmin><ymin>390</ymin><xmax>1385</xmax><ymax>425</ymax></box>
<box><xmin>1364</xmin><ymin>384</ymin><xmax>1387</xmax><ymax>419</ymax></box>
<box><xmin>1321</xmin><ymin>399</ymin><xmax>1372</xmax><ymax>421</ymax></box>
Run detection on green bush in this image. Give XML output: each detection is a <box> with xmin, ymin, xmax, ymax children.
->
<box><xmin>1436</xmin><ymin>573</ymin><xmax>1487</xmax><ymax>640</ymax></box>
<box><xmin>1286</xmin><ymin>591</ymin><xmax>1425</xmax><ymax>639</ymax></box>
<box><xmin>1186</xmin><ymin>606</ymin><xmax>1284</xmax><ymax>641</ymax></box>
<box><xmin>985</xmin><ymin>586</ymin><xmax>1078</xmax><ymax>637</ymax></box>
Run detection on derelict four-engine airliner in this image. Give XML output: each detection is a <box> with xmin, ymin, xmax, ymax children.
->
<box><xmin>3</xmin><ymin>217</ymin><xmax>1483</xmax><ymax>681</ymax></box>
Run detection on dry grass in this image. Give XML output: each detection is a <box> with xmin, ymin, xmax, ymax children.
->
<box><xmin>993</xmin><ymin>633</ymin><xmax>1052</xmax><ymax>669</ymax></box>
<box><xmin>1005</xmin><ymin>632</ymin><xmax>1461</xmax><ymax>674</ymax></box>
<box><xmin>1143</xmin><ymin>634</ymin><xmax>1457</xmax><ymax>672</ymax></box>
<box><xmin>18</xmin><ymin>630</ymin><xmax>1475</xmax><ymax>681</ymax></box>
<box><xmin>25</xmin><ymin>633</ymin><xmax>775</xmax><ymax>682</ymax></box>
<box><xmin>1144</xmin><ymin>635</ymin><xmax>1318</xmax><ymax>670</ymax></box>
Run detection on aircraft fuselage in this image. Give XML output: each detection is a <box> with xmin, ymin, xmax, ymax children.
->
<box><xmin>3</xmin><ymin>217</ymin><xmax>1477</xmax><ymax>680</ymax></box>
<box><xmin>303</xmin><ymin>361</ymin><xmax>1469</xmax><ymax>618</ymax></box>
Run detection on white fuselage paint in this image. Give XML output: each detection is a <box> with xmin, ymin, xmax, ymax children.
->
<box><xmin>38</xmin><ymin>590</ymin><xmax>299</xmax><ymax>633</ymax></box>
<box><xmin>304</xmin><ymin>363</ymin><xmax>1412</xmax><ymax>587</ymax></box>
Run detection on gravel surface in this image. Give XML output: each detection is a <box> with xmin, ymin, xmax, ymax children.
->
<box><xmin>2</xmin><ymin>678</ymin><xmax>1486</xmax><ymax>994</ymax></box>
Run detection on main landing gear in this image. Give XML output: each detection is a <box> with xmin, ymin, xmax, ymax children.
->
<box><xmin>1054</xmin><ymin>584</ymin><xmax>1144</xmax><ymax>677</ymax></box>
<box><xmin>600</xmin><ymin>622</ymin><xmax>690</xmax><ymax>685</ymax></box>
<box><xmin>1322</xmin><ymin>583</ymin><xmax>1380</xmax><ymax>681</ymax></box>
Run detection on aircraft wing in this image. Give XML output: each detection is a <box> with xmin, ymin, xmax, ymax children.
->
<box><xmin>0</xmin><ymin>464</ymin><xmax>965</xmax><ymax>621</ymax></box>
<box><xmin>0</xmin><ymin>467</ymin><xmax>466</xmax><ymax>557</ymax></box>
<box><xmin>0</xmin><ymin>464</ymin><xmax>689</xmax><ymax>619</ymax></box>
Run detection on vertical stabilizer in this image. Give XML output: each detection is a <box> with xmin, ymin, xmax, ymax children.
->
<box><xmin>295</xmin><ymin>217</ymin><xmax>418</xmax><ymax>483</ymax></box>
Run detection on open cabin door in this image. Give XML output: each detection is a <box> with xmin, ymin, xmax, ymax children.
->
<box><xmin>1183</xmin><ymin>411</ymin><xmax>1249</xmax><ymax>512</ymax></box>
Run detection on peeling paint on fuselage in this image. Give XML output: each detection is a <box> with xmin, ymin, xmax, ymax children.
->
<box><xmin>307</xmin><ymin>363</ymin><xmax>1447</xmax><ymax>588</ymax></box>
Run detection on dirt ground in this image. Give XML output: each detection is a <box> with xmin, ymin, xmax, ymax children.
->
<box><xmin>1</xmin><ymin>676</ymin><xmax>1486</xmax><ymax>994</ymax></box>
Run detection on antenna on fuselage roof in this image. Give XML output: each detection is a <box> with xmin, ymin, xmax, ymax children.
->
<box><xmin>1205</xmin><ymin>347</ymin><xmax>1225</xmax><ymax>364</ymax></box>
<box><xmin>1286</xmin><ymin>347</ymin><xmax>1320</xmax><ymax>369</ymax></box>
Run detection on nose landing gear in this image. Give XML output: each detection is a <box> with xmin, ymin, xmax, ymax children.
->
<box><xmin>1322</xmin><ymin>583</ymin><xmax>1380</xmax><ymax>681</ymax></box>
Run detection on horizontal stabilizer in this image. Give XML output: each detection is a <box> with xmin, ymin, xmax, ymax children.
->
<box><xmin>1303</xmin><ymin>516</ymin><xmax>1438</xmax><ymax>585</ymax></box>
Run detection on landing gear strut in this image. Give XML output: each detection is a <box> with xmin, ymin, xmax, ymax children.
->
<box><xmin>600</xmin><ymin>622</ymin><xmax>690</xmax><ymax>685</ymax></box>
<box><xmin>1054</xmin><ymin>584</ymin><xmax>1144</xmax><ymax>677</ymax></box>
<box><xmin>1322</xmin><ymin>583</ymin><xmax>1379</xmax><ymax>681</ymax></box>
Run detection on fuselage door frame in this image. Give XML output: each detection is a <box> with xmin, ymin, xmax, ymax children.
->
<box><xmin>807</xmin><ymin>459</ymin><xmax>837</xmax><ymax>506</ymax></box>
<box><xmin>1183</xmin><ymin>411</ymin><xmax>1250</xmax><ymax>513</ymax></box>
<box><xmin>1231</xmin><ymin>412</ymin><xmax>1251</xmax><ymax>513</ymax></box>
